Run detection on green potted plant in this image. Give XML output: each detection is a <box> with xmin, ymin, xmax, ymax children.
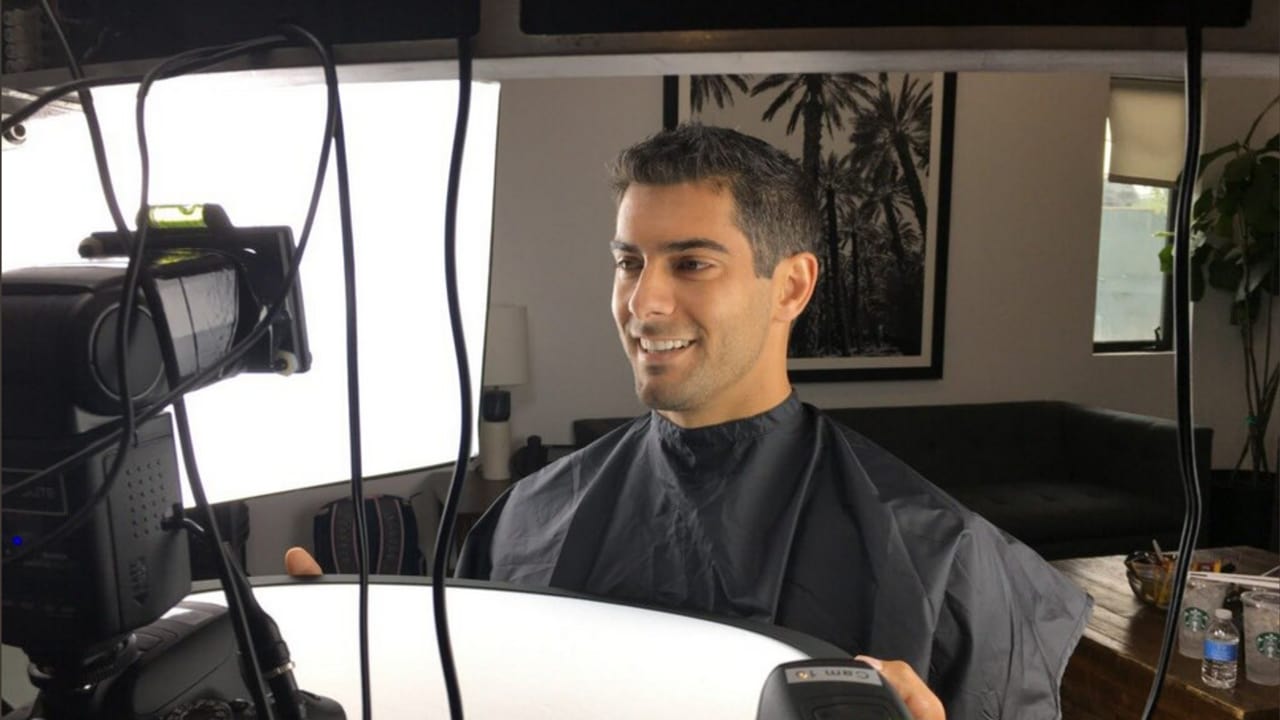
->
<box><xmin>1161</xmin><ymin>96</ymin><xmax>1279</xmax><ymax>485</ymax></box>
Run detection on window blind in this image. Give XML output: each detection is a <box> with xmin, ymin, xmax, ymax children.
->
<box><xmin>1108</xmin><ymin>78</ymin><xmax>1186</xmax><ymax>188</ymax></box>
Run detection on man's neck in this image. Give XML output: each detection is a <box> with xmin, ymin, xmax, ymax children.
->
<box><xmin>656</xmin><ymin>386</ymin><xmax>793</xmax><ymax>429</ymax></box>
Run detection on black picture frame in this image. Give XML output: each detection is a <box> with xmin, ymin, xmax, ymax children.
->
<box><xmin>665</xmin><ymin>72</ymin><xmax>956</xmax><ymax>382</ymax></box>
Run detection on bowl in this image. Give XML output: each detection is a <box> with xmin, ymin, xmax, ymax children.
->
<box><xmin>1123</xmin><ymin>550</ymin><xmax>1239</xmax><ymax>610</ymax></box>
<box><xmin>1125</xmin><ymin>552</ymin><xmax>1175</xmax><ymax>609</ymax></box>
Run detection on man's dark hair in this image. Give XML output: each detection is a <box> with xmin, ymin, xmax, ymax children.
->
<box><xmin>609</xmin><ymin>124</ymin><xmax>820</xmax><ymax>277</ymax></box>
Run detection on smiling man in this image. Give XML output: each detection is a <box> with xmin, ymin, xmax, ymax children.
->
<box><xmin>611</xmin><ymin>179</ymin><xmax>803</xmax><ymax>428</ymax></box>
<box><xmin>460</xmin><ymin>125</ymin><xmax>1091</xmax><ymax>720</ymax></box>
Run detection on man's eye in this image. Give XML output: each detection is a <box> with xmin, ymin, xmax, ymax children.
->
<box><xmin>615</xmin><ymin>257</ymin><xmax>642</xmax><ymax>271</ymax></box>
<box><xmin>676</xmin><ymin>258</ymin><xmax>710</xmax><ymax>272</ymax></box>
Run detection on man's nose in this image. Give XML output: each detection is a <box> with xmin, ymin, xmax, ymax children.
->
<box><xmin>627</xmin><ymin>266</ymin><xmax>676</xmax><ymax>319</ymax></box>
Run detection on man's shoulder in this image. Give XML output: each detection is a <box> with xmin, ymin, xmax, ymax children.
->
<box><xmin>809</xmin><ymin>407</ymin><xmax>1016</xmax><ymax>564</ymax></box>
<box><xmin>812</xmin><ymin>406</ymin><xmax>1090</xmax><ymax>611</ymax></box>
<box><xmin>813</xmin><ymin>409</ymin><xmax>969</xmax><ymax>510</ymax></box>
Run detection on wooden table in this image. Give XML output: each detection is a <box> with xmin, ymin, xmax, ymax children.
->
<box><xmin>1052</xmin><ymin>547</ymin><xmax>1280</xmax><ymax>720</ymax></box>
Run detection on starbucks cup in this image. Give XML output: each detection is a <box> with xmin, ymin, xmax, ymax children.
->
<box><xmin>1176</xmin><ymin>576</ymin><xmax>1231</xmax><ymax>659</ymax></box>
<box><xmin>1241</xmin><ymin>590</ymin><xmax>1280</xmax><ymax>686</ymax></box>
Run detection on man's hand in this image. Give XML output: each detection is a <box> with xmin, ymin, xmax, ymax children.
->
<box><xmin>855</xmin><ymin>655</ymin><xmax>945</xmax><ymax>720</ymax></box>
<box><xmin>285</xmin><ymin>546</ymin><xmax>324</xmax><ymax>577</ymax></box>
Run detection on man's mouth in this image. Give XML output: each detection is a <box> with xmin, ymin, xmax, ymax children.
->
<box><xmin>638</xmin><ymin>338</ymin><xmax>694</xmax><ymax>354</ymax></box>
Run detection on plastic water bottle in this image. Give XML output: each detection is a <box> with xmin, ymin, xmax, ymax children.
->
<box><xmin>1201</xmin><ymin>608</ymin><xmax>1239</xmax><ymax>689</ymax></box>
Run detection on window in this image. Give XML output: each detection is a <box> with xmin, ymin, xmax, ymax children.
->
<box><xmin>1</xmin><ymin>74</ymin><xmax>501</xmax><ymax>504</ymax></box>
<box><xmin>1094</xmin><ymin>172</ymin><xmax>1174</xmax><ymax>349</ymax></box>
<box><xmin>1093</xmin><ymin>78</ymin><xmax>1183</xmax><ymax>352</ymax></box>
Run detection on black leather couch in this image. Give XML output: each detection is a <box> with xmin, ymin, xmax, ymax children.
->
<box><xmin>572</xmin><ymin>401</ymin><xmax>1213</xmax><ymax>560</ymax></box>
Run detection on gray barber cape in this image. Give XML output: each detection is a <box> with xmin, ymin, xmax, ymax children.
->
<box><xmin>458</xmin><ymin>394</ymin><xmax>1092</xmax><ymax>719</ymax></box>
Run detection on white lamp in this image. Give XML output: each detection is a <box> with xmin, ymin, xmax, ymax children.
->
<box><xmin>479</xmin><ymin>304</ymin><xmax>529</xmax><ymax>481</ymax></box>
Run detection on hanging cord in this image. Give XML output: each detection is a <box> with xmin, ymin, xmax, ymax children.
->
<box><xmin>323</xmin><ymin>52</ymin><xmax>376</xmax><ymax>720</ymax></box>
<box><xmin>36</xmin><ymin>0</ymin><xmax>128</xmax><ymax>233</ymax></box>
<box><xmin>432</xmin><ymin>26</ymin><xmax>476</xmax><ymax>720</ymax></box>
<box><xmin>1139</xmin><ymin>17</ymin><xmax>1204</xmax><ymax>720</ymax></box>
<box><xmin>141</xmin><ymin>278</ymin><xmax>277</xmax><ymax>720</ymax></box>
<box><xmin>0</xmin><ymin>32</ymin><xmax>289</xmax><ymax>135</ymax></box>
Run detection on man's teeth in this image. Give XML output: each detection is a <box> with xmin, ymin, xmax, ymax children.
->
<box><xmin>640</xmin><ymin>339</ymin><xmax>692</xmax><ymax>352</ymax></box>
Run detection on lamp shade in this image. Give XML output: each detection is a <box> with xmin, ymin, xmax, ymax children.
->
<box><xmin>482</xmin><ymin>304</ymin><xmax>529</xmax><ymax>387</ymax></box>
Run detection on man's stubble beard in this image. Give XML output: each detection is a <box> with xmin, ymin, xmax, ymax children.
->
<box><xmin>635</xmin><ymin>363</ymin><xmax>708</xmax><ymax>413</ymax></box>
<box><xmin>632</xmin><ymin>328</ymin><xmax>769</xmax><ymax>416</ymax></box>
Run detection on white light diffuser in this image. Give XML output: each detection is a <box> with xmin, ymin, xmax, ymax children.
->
<box><xmin>187</xmin><ymin>581</ymin><xmax>837</xmax><ymax>719</ymax></box>
<box><xmin>1</xmin><ymin>73</ymin><xmax>500</xmax><ymax>504</ymax></box>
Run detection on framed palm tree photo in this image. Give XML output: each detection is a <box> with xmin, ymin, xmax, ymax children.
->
<box><xmin>667</xmin><ymin>72</ymin><xmax>955</xmax><ymax>381</ymax></box>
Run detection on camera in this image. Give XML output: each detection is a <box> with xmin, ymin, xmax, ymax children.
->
<box><xmin>1</xmin><ymin>206</ymin><xmax>341</xmax><ymax>720</ymax></box>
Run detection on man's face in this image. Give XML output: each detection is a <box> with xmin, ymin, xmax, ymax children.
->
<box><xmin>611</xmin><ymin>181</ymin><xmax>784</xmax><ymax>428</ymax></box>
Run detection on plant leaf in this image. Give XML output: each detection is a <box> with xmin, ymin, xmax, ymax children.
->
<box><xmin>1245</xmin><ymin>159</ymin><xmax>1280</xmax><ymax>233</ymax></box>
<box><xmin>1158</xmin><ymin>243</ymin><xmax>1174</xmax><ymax>273</ymax></box>
<box><xmin>1192</xmin><ymin>188</ymin><xmax>1217</xmax><ymax>220</ymax></box>
<box><xmin>1218</xmin><ymin>181</ymin><xmax>1245</xmax><ymax>216</ymax></box>
<box><xmin>1224</xmin><ymin>151</ymin><xmax>1256</xmax><ymax>182</ymax></box>
<box><xmin>1198</xmin><ymin>141</ymin><xmax>1241</xmax><ymax>175</ymax></box>
<box><xmin>1261</xmin><ymin>132</ymin><xmax>1279</xmax><ymax>155</ymax></box>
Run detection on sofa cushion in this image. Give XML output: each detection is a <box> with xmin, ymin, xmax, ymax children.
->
<box><xmin>825</xmin><ymin>402</ymin><xmax>1071</xmax><ymax>488</ymax></box>
<box><xmin>948</xmin><ymin>481</ymin><xmax>1182</xmax><ymax>549</ymax></box>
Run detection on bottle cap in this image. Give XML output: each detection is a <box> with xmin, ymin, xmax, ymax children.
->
<box><xmin>1214</xmin><ymin>608</ymin><xmax>1232</xmax><ymax>620</ymax></box>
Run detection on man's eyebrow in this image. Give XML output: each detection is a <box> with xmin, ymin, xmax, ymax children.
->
<box><xmin>609</xmin><ymin>238</ymin><xmax>730</xmax><ymax>254</ymax></box>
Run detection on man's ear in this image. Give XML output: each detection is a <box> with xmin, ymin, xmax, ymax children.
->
<box><xmin>772</xmin><ymin>252</ymin><xmax>819</xmax><ymax>322</ymax></box>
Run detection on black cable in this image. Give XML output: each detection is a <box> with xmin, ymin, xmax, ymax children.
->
<box><xmin>0</xmin><ymin>36</ymin><xmax>288</xmax><ymax>135</ymax></box>
<box><xmin>85</xmin><ymin>40</ymin><xmax>283</xmax><ymax>614</ymax></box>
<box><xmin>117</xmin><ymin>36</ymin><xmax>263</xmax><ymax>436</ymax></box>
<box><xmin>2</xmin><ymin>74</ymin><xmax>140</xmax><ymax>133</ymax></box>
<box><xmin>294</xmin><ymin>24</ymin><xmax>376</xmax><ymax>720</ymax></box>
<box><xmin>432</xmin><ymin>29</ymin><xmax>475</xmax><ymax>720</ymax></box>
<box><xmin>154</xmin><ymin>29</ymin><xmax>340</xmax><ymax>720</ymax></box>
<box><xmin>141</xmin><ymin>277</ymin><xmax>278</xmax><ymax>720</ymax></box>
<box><xmin>3</xmin><ymin>32</ymin><xmax>338</xmax><ymax>566</ymax></box>
<box><xmin>1139</xmin><ymin>18</ymin><xmax>1204</xmax><ymax>720</ymax></box>
<box><xmin>332</xmin><ymin>103</ymin><xmax>375</xmax><ymax>720</ymax></box>
<box><xmin>37</xmin><ymin>0</ymin><xmax>128</xmax><ymax>233</ymax></box>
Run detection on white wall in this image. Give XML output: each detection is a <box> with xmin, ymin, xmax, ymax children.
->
<box><xmin>489</xmin><ymin>72</ymin><xmax>1280</xmax><ymax>468</ymax></box>
<box><xmin>488</xmin><ymin>77</ymin><xmax>655</xmax><ymax>442</ymax></box>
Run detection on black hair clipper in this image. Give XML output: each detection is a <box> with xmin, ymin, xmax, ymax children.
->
<box><xmin>757</xmin><ymin>659</ymin><xmax>913</xmax><ymax>720</ymax></box>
